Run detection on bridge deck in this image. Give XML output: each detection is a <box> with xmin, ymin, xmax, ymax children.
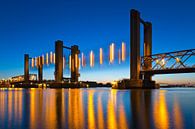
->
<box><xmin>141</xmin><ymin>67</ymin><xmax>195</xmax><ymax>75</ymax></box>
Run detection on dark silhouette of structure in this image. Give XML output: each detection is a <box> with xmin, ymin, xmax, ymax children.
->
<box><xmin>127</xmin><ymin>9</ymin><xmax>156</xmax><ymax>88</ymax></box>
<box><xmin>24</xmin><ymin>54</ymin><xmax>29</xmax><ymax>83</ymax></box>
<box><xmin>113</xmin><ymin>9</ymin><xmax>195</xmax><ymax>89</ymax></box>
<box><xmin>70</xmin><ymin>45</ymin><xmax>80</xmax><ymax>82</ymax></box>
<box><xmin>21</xmin><ymin>9</ymin><xmax>194</xmax><ymax>89</ymax></box>
<box><xmin>24</xmin><ymin>54</ymin><xmax>43</xmax><ymax>83</ymax></box>
<box><xmin>55</xmin><ymin>40</ymin><xmax>80</xmax><ymax>83</ymax></box>
<box><xmin>55</xmin><ymin>41</ymin><xmax>63</xmax><ymax>83</ymax></box>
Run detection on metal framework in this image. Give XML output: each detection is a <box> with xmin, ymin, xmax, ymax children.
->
<box><xmin>141</xmin><ymin>49</ymin><xmax>195</xmax><ymax>71</ymax></box>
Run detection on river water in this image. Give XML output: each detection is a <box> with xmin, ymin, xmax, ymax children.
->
<box><xmin>0</xmin><ymin>88</ymin><xmax>195</xmax><ymax>129</ymax></box>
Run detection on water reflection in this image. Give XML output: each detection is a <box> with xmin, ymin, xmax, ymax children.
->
<box><xmin>153</xmin><ymin>91</ymin><xmax>169</xmax><ymax>129</ymax></box>
<box><xmin>0</xmin><ymin>88</ymin><xmax>195</xmax><ymax>129</ymax></box>
<box><xmin>130</xmin><ymin>90</ymin><xmax>152</xmax><ymax>129</ymax></box>
<box><xmin>173</xmin><ymin>97</ymin><xmax>183</xmax><ymax>129</ymax></box>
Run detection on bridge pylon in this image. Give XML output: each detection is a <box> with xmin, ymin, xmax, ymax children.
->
<box><xmin>24</xmin><ymin>54</ymin><xmax>29</xmax><ymax>83</ymax></box>
<box><xmin>71</xmin><ymin>45</ymin><xmax>80</xmax><ymax>82</ymax></box>
<box><xmin>142</xmin><ymin>22</ymin><xmax>157</xmax><ymax>88</ymax></box>
<box><xmin>55</xmin><ymin>40</ymin><xmax>63</xmax><ymax>83</ymax></box>
<box><xmin>128</xmin><ymin>9</ymin><xmax>143</xmax><ymax>88</ymax></box>
<box><xmin>54</xmin><ymin>40</ymin><xmax>80</xmax><ymax>83</ymax></box>
<box><xmin>123</xmin><ymin>9</ymin><xmax>158</xmax><ymax>89</ymax></box>
<box><xmin>38</xmin><ymin>56</ymin><xmax>43</xmax><ymax>82</ymax></box>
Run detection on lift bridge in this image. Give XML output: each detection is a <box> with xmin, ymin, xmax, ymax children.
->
<box><xmin>22</xmin><ymin>9</ymin><xmax>195</xmax><ymax>89</ymax></box>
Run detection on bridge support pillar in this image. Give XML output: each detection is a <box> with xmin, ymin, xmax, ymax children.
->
<box><xmin>24</xmin><ymin>54</ymin><xmax>29</xmax><ymax>83</ymax></box>
<box><xmin>143</xmin><ymin>22</ymin><xmax>158</xmax><ymax>88</ymax></box>
<box><xmin>38</xmin><ymin>56</ymin><xmax>43</xmax><ymax>82</ymax></box>
<box><xmin>128</xmin><ymin>9</ymin><xmax>143</xmax><ymax>88</ymax></box>
<box><xmin>144</xmin><ymin>22</ymin><xmax>152</xmax><ymax>77</ymax></box>
<box><xmin>55</xmin><ymin>40</ymin><xmax>63</xmax><ymax>83</ymax></box>
<box><xmin>71</xmin><ymin>45</ymin><xmax>80</xmax><ymax>82</ymax></box>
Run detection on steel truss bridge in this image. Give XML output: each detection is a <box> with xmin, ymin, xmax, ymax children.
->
<box><xmin>141</xmin><ymin>49</ymin><xmax>195</xmax><ymax>75</ymax></box>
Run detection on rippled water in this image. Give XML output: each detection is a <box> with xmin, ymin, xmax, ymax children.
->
<box><xmin>0</xmin><ymin>88</ymin><xmax>195</xmax><ymax>129</ymax></box>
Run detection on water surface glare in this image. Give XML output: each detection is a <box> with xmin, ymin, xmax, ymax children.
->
<box><xmin>0</xmin><ymin>88</ymin><xmax>195</xmax><ymax>129</ymax></box>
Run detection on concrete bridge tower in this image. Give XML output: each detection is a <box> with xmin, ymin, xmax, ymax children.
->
<box><xmin>128</xmin><ymin>9</ymin><xmax>143</xmax><ymax>88</ymax></box>
<box><xmin>71</xmin><ymin>45</ymin><xmax>80</xmax><ymax>82</ymax></box>
<box><xmin>55</xmin><ymin>40</ymin><xmax>63</xmax><ymax>83</ymax></box>
<box><xmin>24</xmin><ymin>54</ymin><xmax>29</xmax><ymax>83</ymax></box>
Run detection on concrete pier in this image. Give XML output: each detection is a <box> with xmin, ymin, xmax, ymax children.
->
<box><xmin>143</xmin><ymin>22</ymin><xmax>157</xmax><ymax>88</ymax></box>
<box><xmin>128</xmin><ymin>9</ymin><xmax>142</xmax><ymax>88</ymax></box>
<box><xmin>71</xmin><ymin>45</ymin><xmax>80</xmax><ymax>82</ymax></box>
<box><xmin>55</xmin><ymin>40</ymin><xmax>63</xmax><ymax>83</ymax></box>
<box><xmin>38</xmin><ymin>56</ymin><xmax>43</xmax><ymax>82</ymax></box>
<box><xmin>24</xmin><ymin>54</ymin><xmax>29</xmax><ymax>83</ymax></box>
<box><xmin>144</xmin><ymin>22</ymin><xmax>152</xmax><ymax>80</ymax></box>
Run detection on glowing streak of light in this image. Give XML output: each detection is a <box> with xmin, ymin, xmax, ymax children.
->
<box><xmin>75</xmin><ymin>54</ymin><xmax>78</xmax><ymax>69</ymax></box>
<box><xmin>69</xmin><ymin>55</ymin><xmax>71</xmax><ymax>70</ymax></box>
<box><xmin>63</xmin><ymin>57</ymin><xmax>65</xmax><ymax>70</ymax></box>
<box><xmin>85</xmin><ymin>56</ymin><xmax>87</xmax><ymax>67</ymax></box>
<box><xmin>31</xmin><ymin>58</ymin><xmax>34</xmax><ymax>68</ymax></box>
<box><xmin>118</xmin><ymin>49</ymin><xmax>121</xmax><ymax>64</ymax></box>
<box><xmin>79</xmin><ymin>57</ymin><xmax>81</xmax><ymax>70</ymax></box>
<box><xmin>161</xmin><ymin>59</ymin><xmax>166</xmax><ymax>68</ymax></box>
<box><xmin>50</xmin><ymin>52</ymin><xmax>53</xmax><ymax>64</ymax></box>
<box><xmin>81</xmin><ymin>53</ymin><xmax>84</xmax><ymax>67</ymax></box>
<box><xmin>42</xmin><ymin>54</ymin><xmax>44</xmax><ymax>65</ymax></box>
<box><xmin>83</xmin><ymin>54</ymin><xmax>86</xmax><ymax>67</ymax></box>
<box><xmin>46</xmin><ymin>53</ymin><xmax>49</xmax><ymax>65</ymax></box>
<box><xmin>109</xmin><ymin>43</ymin><xmax>115</xmax><ymax>63</ymax></box>
<box><xmin>35</xmin><ymin>57</ymin><xmax>38</xmax><ymax>68</ymax></box>
<box><xmin>156</xmin><ymin>59</ymin><xmax>159</xmax><ymax>64</ymax></box>
<box><xmin>100</xmin><ymin>48</ymin><xmax>103</xmax><ymax>65</ymax></box>
<box><xmin>112</xmin><ymin>43</ymin><xmax>114</xmax><ymax>62</ymax></box>
<box><xmin>93</xmin><ymin>52</ymin><xmax>95</xmax><ymax>67</ymax></box>
<box><xmin>109</xmin><ymin>45</ymin><xmax>112</xmax><ymax>63</ymax></box>
<box><xmin>176</xmin><ymin>57</ymin><xmax>180</xmax><ymax>63</ymax></box>
<box><xmin>53</xmin><ymin>53</ymin><xmax>55</xmax><ymax>64</ymax></box>
<box><xmin>90</xmin><ymin>51</ymin><xmax>94</xmax><ymax>67</ymax></box>
<box><xmin>90</xmin><ymin>51</ymin><xmax>93</xmax><ymax>67</ymax></box>
<box><xmin>71</xmin><ymin>58</ymin><xmax>75</xmax><ymax>72</ymax></box>
<box><xmin>122</xmin><ymin>42</ymin><xmax>126</xmax><ymax>61</ymax></box>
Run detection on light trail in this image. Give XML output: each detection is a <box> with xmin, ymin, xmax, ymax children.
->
<box><xmin>69</xmin><ymin>55</ymin><xmax>71</xmax><ymax>70</ymax></box>
<box><xmin>90</xmin><ymin>51</ymin><xmax>94</xmax><ymax>67</ymax></box>
<box><xmin>75</xmin><ymin>54</ymin><xmax>78</xmax><ymax>69</ymax></box>
<box><xmin>122</xmin><ymin>42</ymin><xmax>126</xmax><ymax>61</ymax></box>
<box><xmin>31</xmin><ymin>58</ymin><xmax>34</xmax><ymax>68</ymax></box>
<box><xmin>79</xmin><ymin>57</ymin><xmax>81</xmax><ymax>70</ymax></box>
<box><xmin>53</xmin><ymin>53</ymin><xmax>55</xmax><ymax>64</ymax></box>
<box><xmin>118</xmin><ymin>49</ymin><xmax>121</xmax><ymax>64</ymax></box>
<box><xmin>63</xmin><ymin>56</ymin><xmax>65</xmax><ymax>70</ymax></box>
<box><xmin>46</xmin><ymin>53</ymin><xmax>49</xmax><ymax>65</ymax></box>
<box><xmin>81</xmin><ymin>53</ymin><xmax>84</xmax><ymax>67</ymax></box>
<box><xmin>30</xmin><ymin>41</ymin><xmax>128</xmax><ymax>69</ymax></box>
<box><xmin>100</xmin><ymin>48</ymin><xmax>103</xmax><ymax>65</ymax></box>
<box><xmin>42</xmin><ymin>54</ymin><xmax>44</xmax><ymax>65</ymax></box>
<box><xmin>50</xmin><ymin>52</ymin><xmax>53</xmax><ymax>64</ymax></box>
<box><xmin>109</xmin><ymin>43</ymin><xmax>115</xmax><ymax>63</ymax></box>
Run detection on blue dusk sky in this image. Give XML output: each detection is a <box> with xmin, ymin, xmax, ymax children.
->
<box><xmin>0</xmin><ymin>0</ymin><xmax>195</xmax><ymax>84</ymax></box>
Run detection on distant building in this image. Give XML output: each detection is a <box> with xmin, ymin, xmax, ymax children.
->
<box><xmin>11</xmin><ymin>74</ymin><xmax>37</xmax><ymax>82</ymax></box>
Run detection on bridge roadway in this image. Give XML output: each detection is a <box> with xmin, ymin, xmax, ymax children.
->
<box><xmin>141</xmin><ymin>67</ymin><xmax>195</xmax><ymax>75</ymax></box>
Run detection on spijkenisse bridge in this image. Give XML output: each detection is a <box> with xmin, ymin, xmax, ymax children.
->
<box><xmin>20</xmin><ymin>9</ymin><xmax>195</xmax><ymax>89</ymax></box>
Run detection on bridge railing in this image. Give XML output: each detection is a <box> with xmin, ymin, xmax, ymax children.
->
<box><xmin>141</xmin><ymin>49</ymin><xmax>195</xmax><ymax>71</ymax></box>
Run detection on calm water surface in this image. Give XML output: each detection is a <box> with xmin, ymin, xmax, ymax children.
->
<box><xmin>0</xmin><ymin>88</ymin><xmax>195</xmax><ymax>129</ymax></box>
